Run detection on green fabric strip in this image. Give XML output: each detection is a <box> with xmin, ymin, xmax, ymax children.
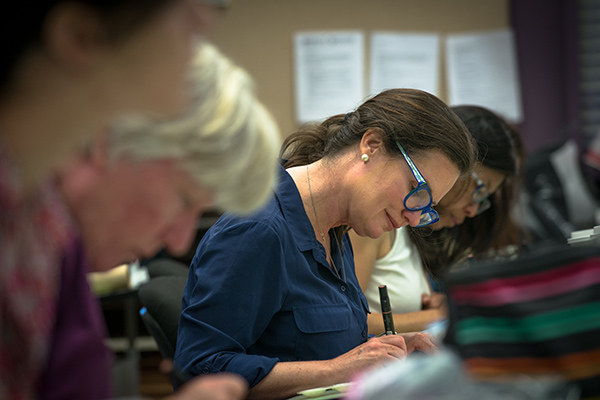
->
<box><xmin>455</xmin><ymin>301</ymin><xmax>600</xmax><ymax>346</ymax></box>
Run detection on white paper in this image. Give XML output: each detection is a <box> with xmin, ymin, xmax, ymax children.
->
<box><xmin>446</xmin><ymin>28</ymin><xmax>523</xmax><ymax>123</ymax></box>
<box><xmin>294</xmin><ymin>31</ymin><xmax>364</xmax><ymax>124</ymax></box>
<box><xmin>369</xmin><ymin>32</ymin><xmax>440</xmax><ymax>97</ymax></box>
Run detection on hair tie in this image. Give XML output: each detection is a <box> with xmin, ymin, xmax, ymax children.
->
<box><xmin>344</xmin><ymin>112</ymin><xmax>352</xmax><ymax>122</ymax></box>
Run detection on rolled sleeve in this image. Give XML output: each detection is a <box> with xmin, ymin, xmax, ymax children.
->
<box><xmin>174</xmin><ymin>166</ymin><xmax>369</xmax><ymax>389</ymax></box>
<box><xmin>175</xmin><ymin>219</ymin><xmax>286</xmax><ymax>387</ymax></box>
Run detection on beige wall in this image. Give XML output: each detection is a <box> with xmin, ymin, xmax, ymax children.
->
<box><xmin>208</xmin><ymin>0</ymin><xmax>509</xmax><ymax>138</ymax></box>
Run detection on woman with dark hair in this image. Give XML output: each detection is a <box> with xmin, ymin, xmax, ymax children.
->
<box><xmin>351</xmin><ymin>105</ymin><xmax>523</xmax><ymax>335</ymax></box>
<box><xmin>175</xmin><ymin>88</ymin><xmax>476</xmax><ymax>400</ymax></box>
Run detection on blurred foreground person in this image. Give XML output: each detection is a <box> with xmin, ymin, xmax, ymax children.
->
<box><xmin>0</xmin><ymin>1</ymin><xmax>222</xmax><ymax>398</ymax></box>
<box><xmin>43</xmin><ymin>41</ymin><xmax>280</xmax><ymax>400</ymax></box>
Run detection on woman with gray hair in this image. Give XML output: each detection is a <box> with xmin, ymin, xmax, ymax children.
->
<box><xmin>65</xmin><ymin>42</ymin><xmax>281</xmax><ymax>271</ymax></box>
<box><xmin>0</xmin><ymin>0</ymin><xmax>225</xmax><ymax>398</ymax></box>
<box><xmin>39</xmin><ymin>42</ymin><xmax>280</xmax><ymax>399</ymax></box>
<box><xmin>108</xmin><ymin>41</ymin><xmax>280</xmax><ymax>216</ymax></box>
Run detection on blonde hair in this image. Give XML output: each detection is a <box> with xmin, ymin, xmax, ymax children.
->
<box><xmin>107</xmin><ymin>42</ymin><xmax>281</xmax><ymax>214</ymax></box>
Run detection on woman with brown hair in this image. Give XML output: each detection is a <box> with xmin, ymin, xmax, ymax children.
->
<box><xmin>351</xmin><ymin>105</ymin><xmax>524</xmax><ymax>335</ymax></box>
<box><xmin>175</xmin><ymin>88</ymin><xmax>476</xmax><ymax>400</ymax></box>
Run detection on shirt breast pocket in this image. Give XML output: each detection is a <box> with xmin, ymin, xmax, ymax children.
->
<box><xmin>292</xmin><ymin>303</ymin><xmax>353</xmax><ymax>360</ymax></box>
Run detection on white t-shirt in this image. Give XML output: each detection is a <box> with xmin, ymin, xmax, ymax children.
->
<box><xmin>364</xmin><ymin>227</ymin><xmax>431</xmax><ymax>314</ymax></box>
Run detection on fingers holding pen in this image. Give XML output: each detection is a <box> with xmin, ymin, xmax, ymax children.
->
<box><xmin>332</xmin><ymin>334</ymin><xmax>408</xmax><ymax>375</ymax></box>
<box><xmin>353</xmin><ymin>334</ymin><xmax>408</xmax><ymax>361</ymax></box>
<box><xmin>373</xmin><ymin>334</ymin><xmax>408</xmax><ymax>360</ymax></box>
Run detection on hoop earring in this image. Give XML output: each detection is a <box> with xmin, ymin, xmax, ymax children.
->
<box><xmin>361</xmin><ymin>154</ymin><xmax>369</xmax><ymax>162</ymax></box>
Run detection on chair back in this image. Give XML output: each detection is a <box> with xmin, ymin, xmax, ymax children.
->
<box><xmin>138</xmin><ymin>275</ymin><xmax>187</xmax><ymax>359</ymax></box>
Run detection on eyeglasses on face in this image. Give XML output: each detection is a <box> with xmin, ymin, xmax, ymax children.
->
<box><xmin>471</xmin><ymin>171</ymin><xmax>491</xmax><ymax>216</ymax></box>
<box><xmin>395</xmin><ymin>141</ymin><xmax>439</xmax><ymax>227</ymax></box>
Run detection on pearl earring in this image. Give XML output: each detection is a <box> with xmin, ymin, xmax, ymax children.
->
<box><xmin>361</xmin><ymin>153</ymin><xmax>369</xmax><ymax>162</ymax></box>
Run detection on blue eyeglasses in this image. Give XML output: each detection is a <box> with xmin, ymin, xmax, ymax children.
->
<box><xmin>471</xmin><ymin>171</ymin><xmax>491</xmax><ymax>216</ymax></box>
<box><xmin>395</xmin><ymin>141</ymin><xmax>439</xmax><ymax>227</ymax></box>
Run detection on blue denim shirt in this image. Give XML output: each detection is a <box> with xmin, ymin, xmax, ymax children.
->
<box><xmin>174</xmin><ymin>166</ymin><xmax>369</xmax><ymax>388</ymax></box>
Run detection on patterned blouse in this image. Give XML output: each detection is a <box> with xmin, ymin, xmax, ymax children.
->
<box><xmin>0</xmin><ymin>143</ymin><xmax>76</xmax><ymax>400</ymax></box>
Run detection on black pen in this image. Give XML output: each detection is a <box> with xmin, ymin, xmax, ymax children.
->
<box><xmin>378</xmin><ymin>285</ymin><xmax>395</xmax><ymax>335</ymax></box>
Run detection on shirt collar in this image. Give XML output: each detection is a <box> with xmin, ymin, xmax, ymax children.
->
<box><xmin>274</xmin><ymin>164</ymin><xmax>323</xmax><ymax>253</ymax></box>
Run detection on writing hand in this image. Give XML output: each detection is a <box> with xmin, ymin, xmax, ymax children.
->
<box><xmin>330</xmin><ymin>334</ymin><xmax>408</xmax><ymax>379</ymax></box>
<box><xmin>166</xmin><ymin>373</ymin><xmax>248</xmax><ymax>400</ymax></box>
<box><xmin>398</xmin><ymin>331</ymin><xmax>439</xmax><ymax>355</ymax></box>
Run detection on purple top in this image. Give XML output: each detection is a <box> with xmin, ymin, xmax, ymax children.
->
<box><xmin>0</xmin><ymin>143</ymin><xmax>75</xmax><ymax>400</ymax></box>
<box><xmin>38</xmin><ymin>236</ymin><xmax>113</xmax><ymax>399</ymax></box>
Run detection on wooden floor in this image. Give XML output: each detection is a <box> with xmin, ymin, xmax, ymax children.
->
<box><xmin>139</xmin><ymin>352</ymin><xmax>175</xmax><ymax>399</ymax></box>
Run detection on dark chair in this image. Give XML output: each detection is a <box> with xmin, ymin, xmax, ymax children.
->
<box><xmin>145</xmin><ymin>258</ymin><xmax>189</xmax><ymax>279</ymax></box>
<box><xmin>138</xmin><ymin>275</ymin><xmax>187</xmax><ymax>360</ymax></box>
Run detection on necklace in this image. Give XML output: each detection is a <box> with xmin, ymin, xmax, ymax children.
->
<box><xmin>306</xmin><ymin>165</ymin><xmax>346</xmax><ymax>282</ymax></box>
<box><xmin>306</xmin><ymin>165</ymin><xmax>327</xmax><ymax>246</ymax></box>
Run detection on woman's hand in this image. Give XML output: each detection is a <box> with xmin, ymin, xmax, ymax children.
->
<box><xmin>421</xmin><ymin>293</ymin><xmax>447</xmax><ymax>312</ymax></box>
<box><xmin>397</xmin><ymin>331</ymin><xmax>439</xmax><ymax>355</ymax></box>
<box><xmin>167</xmin><ymin>373</ymin><xmax>248</xmax><ymax>400</ymax></box>
<box><xmin>244</xmin><ymin>333</ymin><xmax>438</xmax><ymax>400</ymax></box>
<box><xmin>329</xmin><ymin>334</ymin><xmax>408</xmax><ymax>378</ymax></box>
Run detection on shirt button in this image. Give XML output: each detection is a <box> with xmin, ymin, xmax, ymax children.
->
<box><xmin>340</xmin><ymin>285</ymin><xmax>347</xmax><ymax>292</ymax></box>
<box><xmin>362</xmin><ymin>330</ymin><xmax>367</xmax><ymax>338</ymax></box>
<box><xmin>202</xmin><ymin>367</ymin><xmax>211</xmax><ymax>374</ymax></box>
